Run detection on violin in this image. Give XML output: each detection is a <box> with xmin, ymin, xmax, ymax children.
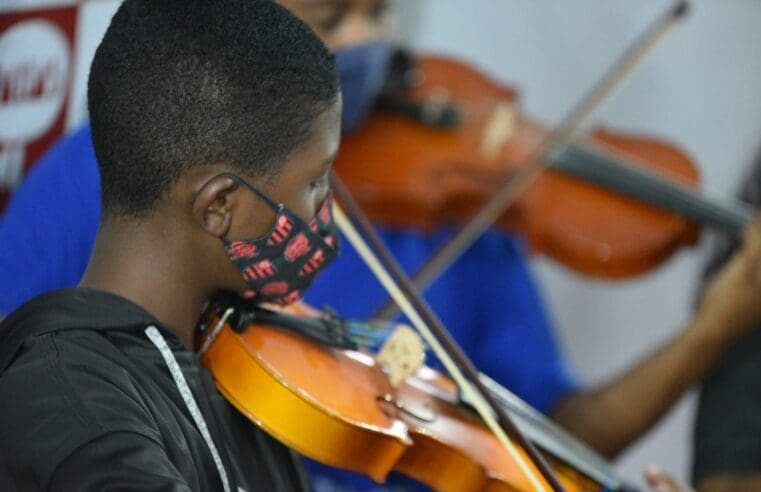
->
<box><xmin>334</xmin><ymin>54</ymin><xmax>753</xmax><ymax>279</ymax></box>
<box><xmin>197</xmin><ymin>294</ymin><xmax>634</xmax><ymax>491</ymax></box>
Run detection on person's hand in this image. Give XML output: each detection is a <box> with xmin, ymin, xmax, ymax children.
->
<box><xmin>644</xmin><ymin>465</ymin><xmax>695</xmax><ymax>492</ymax></box>
<box><xmin>693</xmin><ymin>213</ymin><xmax>761</xmax><ymax>346</ymax></box>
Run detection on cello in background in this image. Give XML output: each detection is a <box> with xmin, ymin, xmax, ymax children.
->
<box><xmin>335</xmin><ymin>52</ymin><xmax>753</xmax><ymax>280</ymax></box>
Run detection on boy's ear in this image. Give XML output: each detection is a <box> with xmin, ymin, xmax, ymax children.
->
<box><xmin>193</xmin><ymin>176</ymin><xmax>238</xmax><ymax>238</ymax></box>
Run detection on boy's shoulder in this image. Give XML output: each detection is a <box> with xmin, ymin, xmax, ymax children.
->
<box><xmin>0</xmin><ymin>288</ymin><xmax>172</xmax><ymax>475</ymax></box>
<box><xmin>0</xmin><ymin>326</ymin><xmax>167</xmax><ymax>488</ymax></box>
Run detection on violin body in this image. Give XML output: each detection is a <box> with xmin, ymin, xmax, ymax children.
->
<box><xmin>392</xmin><ymin>367</ymin><xmax>602</xmax><ymax>491</ymax></box>
<box><xmin>199</xmin><ymin>304</ymin><xmax>410</xmax><ymax>483</ymax></box>
<box><xmin>335</xmin><ymin>56</ymin><xmax>701</xmax><ymax>278</ymax></box>
<box><xmin>199</xmin><ymin>301</ymin><xmax>611</xmax><ymax>491</ymax></box>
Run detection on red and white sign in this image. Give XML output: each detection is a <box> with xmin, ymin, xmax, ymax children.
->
<box><xmin>0</xmin><ymin>5</ymin><xmax>77</xmax><ymax>210</ymax></box>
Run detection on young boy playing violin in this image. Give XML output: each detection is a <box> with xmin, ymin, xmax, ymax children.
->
<box><xmin>2</xmin><ymin>1</ymin><xmax>761</xmax><ymax>490</ymax></box>
<box><xmin>0</xmin><ymin>2</ymin><xmax>580</xmax><ymax>488</ymax></box>
<box><xmin>0</xmin><ymin>1</ymin><xmax>341</xmax><ymax>489</ymax></box>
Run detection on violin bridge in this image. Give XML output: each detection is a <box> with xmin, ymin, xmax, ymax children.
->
<box><xmin>480</xmin><ymin>100</ymin><xmax>517</xmax><ymax>159</ymax></box>
<box><xmin>376</xmin><ymin>324</ymin><xmax>426</xmax><ymax>387</ymax></box>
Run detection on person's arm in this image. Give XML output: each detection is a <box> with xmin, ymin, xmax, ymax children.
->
<box><xmin>550</xmin><ymin>215</ymin><xmax>761</xmax><ymax>458</ymax></box>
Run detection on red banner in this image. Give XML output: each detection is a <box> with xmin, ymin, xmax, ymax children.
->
<box><xmin>0</xmin><ymin>5</ymin><xmax>78</xmax><ymax>210</ymax></box>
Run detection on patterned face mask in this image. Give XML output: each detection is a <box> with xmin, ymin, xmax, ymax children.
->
<box><xmin>212</xmin><ymin>172</ymin><xmax>340</xmax><ymax>306</ymax></box>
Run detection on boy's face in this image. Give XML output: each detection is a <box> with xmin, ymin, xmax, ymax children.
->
<box><xmin>277</xmin><ymin>0</ymin><xmax>392</xmax><ymax>50</ymax></box>
<box><xmin>186</xmin><ymin>97</ymin><xmax>343</xmax><ymax>294</ymax></box>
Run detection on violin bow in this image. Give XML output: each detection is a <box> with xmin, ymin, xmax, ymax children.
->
<box><xmin>375</xmin><ymin>0</ymin><xmax>691</xmax><ymax>321</ymax></box>
<box><xmin>331</xmin><ymin>176</ymin><xmax>563</xmax><ymax>492</ymax></box>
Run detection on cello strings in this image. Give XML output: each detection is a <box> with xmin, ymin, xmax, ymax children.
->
<box><xmin>375</xmin><ymin>0</ymin><xmax>691</xmax><ymax>321</ymax></box>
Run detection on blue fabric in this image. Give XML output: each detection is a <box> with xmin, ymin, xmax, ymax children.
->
<box><xmin>0</xmin><ymin>125</ymin><xmax>100</xmax><ymax>314</ymax></box>
<box><xmin>335</xmin><ymin>41</ymin><xmax>394</xmax><ymax>133</ymax></box>
<box><xmin>0</xmin><ymin>124</ymin><xmax>577</xmax><ymax>490</ymax></box>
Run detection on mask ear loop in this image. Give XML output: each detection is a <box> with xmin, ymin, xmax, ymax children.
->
<box><xmin>199</xmin><ymin>172</ymin><xmax>283</xmax><ymax>246</ymax></box>
<box><xmin>207</xmin><ymin>171</ymin><xmax>283</xmax><ymax>212</ymax></box>
<box><xmin>207</xmin><ymin>172</ymin><xmax>337</xmax><ymax>254</ymax></box>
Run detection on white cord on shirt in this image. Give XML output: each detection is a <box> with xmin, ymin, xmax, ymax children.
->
<box><xmin>145</xmin><ymin>325</ymin><xmax>232</xmax><ymax>492</ymax></box>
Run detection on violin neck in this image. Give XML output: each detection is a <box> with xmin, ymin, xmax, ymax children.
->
<box><xmin>550</xmin><ymin>143</ymin><xmax>753</xmax><ymax>235</ymax></box>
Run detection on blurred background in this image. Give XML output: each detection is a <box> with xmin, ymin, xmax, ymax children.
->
<box><xmin>3</xmin><ymin>0</ymin><xmax>761</xmax><ymax>488</ymax></box>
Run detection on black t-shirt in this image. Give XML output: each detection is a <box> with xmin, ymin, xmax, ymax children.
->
<box><xmin>0</xmin><ymin>288</ymin><xmax>309</xmax><ymax>491</ymax></box>
<box><xmin>693</xmin><ymin>327</ymin><xmax>761</xmax><ymax>484</ymax></box>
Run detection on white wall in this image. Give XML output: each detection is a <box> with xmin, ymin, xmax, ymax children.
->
<box><xmin>396</xmin><ymin>0</ymin><xmax>761</xmax><ymax>488</ymax></box>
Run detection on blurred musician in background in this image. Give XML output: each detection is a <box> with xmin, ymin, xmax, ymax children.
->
<box><xmin>690</xmin><ymin>154</ymin><xmax>761</xmax><ymax>492</ymax></box>
<box><xmin>644</xmin><ymin>153</ymin><xmax>761</xmax><ymax>488</ymax></box>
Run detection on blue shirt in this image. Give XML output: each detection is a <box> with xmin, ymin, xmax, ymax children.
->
<box><xmin>0</xmin><ymin>125</ymin><xmax>101</xmax><ymax>311</ymax></box>
<box><xmin>0</xmin><ymin>124</ymin><xmax>577</xmax><ymax>488</ymax></box>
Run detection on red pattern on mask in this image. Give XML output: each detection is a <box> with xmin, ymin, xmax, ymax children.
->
<box><xmin>318</xmin><ymin>201</ymin><xmax>331</xmax><ymax>223</ymax></box>
<box><xmin>227</xmin><ymin>241</ymin><xmax>258</xmax><ymax>260</ymax></box>
<box><xmin>267</xmin><ymin>215</ymin><xmax>293</xmax><ymax>245</ymax></box>
<box><xmin>243</xmin><ymin>259</ymin><xmax>276</xmax><ymax>281</ymax></box>
<box><xmin>284</xmin><ymin>233</ymin><xmax>310</xmax><ymax>262</ymax></box>
<box><xmin>261</xmin><ymin>281</ymin><xmax>289</xmax><ymax>296</ymax></box>
<box><xmin>279</xmin><ymin>290</ymin><xmax>302</xmax><ymax>305</ymax></box>
<box><xmin>298</xmin><ymin>249</ymin><xmax>326</xmax><ymax>277</ymax></box>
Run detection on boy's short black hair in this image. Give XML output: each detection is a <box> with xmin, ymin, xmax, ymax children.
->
<box><xmin>88</xmin><ymin>0</ymin><xmax>338</xmax><ymax>218</ymax></box>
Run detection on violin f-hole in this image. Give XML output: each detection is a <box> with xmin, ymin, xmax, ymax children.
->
<box><xmin>377</xmin><ymin>393</ymin><xmax>436</xmax><ymax>423</ymax></box>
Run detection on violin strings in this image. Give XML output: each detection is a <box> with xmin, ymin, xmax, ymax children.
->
<box><xmin>375</xmin><ymin>0</ymin><xmax>691</xmax><ymax>321</ymax></box>
<box><xmin>332</xmin><ymin>201</ymin><xmax>552</xmax><ymax>492</ymax></box>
